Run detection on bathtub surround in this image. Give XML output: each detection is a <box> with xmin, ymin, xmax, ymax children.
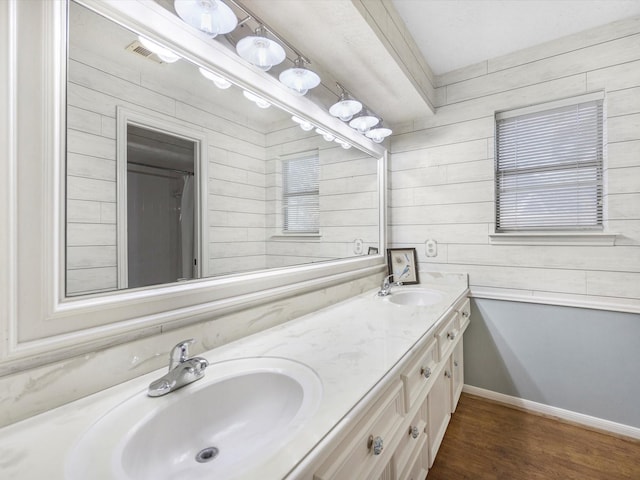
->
<box><xmin>389</xmin><ymin>15</ymin><xmax>640</xmax><ymax>437</ymax></box>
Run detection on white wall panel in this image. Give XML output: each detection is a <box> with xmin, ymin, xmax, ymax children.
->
<box><xmin>389</xmin><ymin>16</ymin><xmax>640</xmax><ymax>307</ymax></box>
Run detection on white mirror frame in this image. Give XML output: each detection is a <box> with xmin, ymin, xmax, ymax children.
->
<box><xmin>0</xmin><ymin>0</ymin><xmax>387</xmax><ymax>375</ymax></box>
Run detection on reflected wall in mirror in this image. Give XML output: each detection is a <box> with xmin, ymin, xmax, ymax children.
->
<box><xmin>66</xmin><ymin>1</ymin><xmax>380</xmax><ymax>296</ymax></box>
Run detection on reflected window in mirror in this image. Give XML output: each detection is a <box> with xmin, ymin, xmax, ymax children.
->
<box><xmin>282</xmin><ymin>151</ymin><xmax>320</xmax><ymax>235</ymax></box>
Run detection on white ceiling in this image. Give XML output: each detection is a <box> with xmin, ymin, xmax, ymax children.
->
<box><xmin>392</xmin><ymin>0</ymin><xmax>640</xmax><ymax>75</ymax></box>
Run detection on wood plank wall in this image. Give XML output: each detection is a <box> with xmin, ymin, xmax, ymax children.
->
<box><xmin>388</xmin><ymin>16</ymin><xmax>640</xmax><ymax>307</ymax></box>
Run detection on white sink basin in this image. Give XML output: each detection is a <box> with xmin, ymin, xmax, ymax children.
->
<box><xmin>66</xmin><ymin>357</ymin><xmax>322</xmax><ymax>480</ymax></box>
<box><xmin>383</xmin><ymin>288</ymin><xmax>445</xmax><ymax>306</ymax></box>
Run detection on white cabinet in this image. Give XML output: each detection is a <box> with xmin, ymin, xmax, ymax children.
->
<box><xmin>313</xmin><ymin>295</ymin><xmax>470</xmax><ymax>480</ymax></box>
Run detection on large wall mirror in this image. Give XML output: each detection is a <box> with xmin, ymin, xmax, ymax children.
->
<box><xmin>66</xmin><ymin>0</ymin><xmax>381</xmax><ymax>297</ymax></box>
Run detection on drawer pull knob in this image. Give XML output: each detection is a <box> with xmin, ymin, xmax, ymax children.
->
<box><xmin>420</xmin><ymin>366</ymin><xmax>432</xmax><ymax>379</ymax></box>
<box><xmin>410</xmin><ymin>426</ymin><xmax>420</xmax><ymax>439</ymax></box>
<box><xmin>447</xmin><ymin>331</ymin><xmax>456</xmax><ymax>340</ymax></box>
<box><xmin>444</xmin><ymin>370</ymin><xmax>451</xmax><ymax>379</ymax></box>
<box><xmin>368</xmin><ymin>435</ymin><xmax>384</xmax><ymax>455</ymax></box>
<box><xmin>454</xmin><ymin>360</ymin><xmax>459</xmax><ymax>367</ymax></box>
<box><xmin>462</xmin><ymin>311</ymin><xmax>470</xmax><ymax>318</ymax></box>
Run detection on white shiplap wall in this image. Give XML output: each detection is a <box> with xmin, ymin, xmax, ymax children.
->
<box><xmin>66</xmin><ymin>51</ymin><xmax>267</xmax><ymax>294</ymax></box>
<box><xmin>389</xmin><ymin>16</ymin><xmax>640</xmax><ymax>308</ymax></box>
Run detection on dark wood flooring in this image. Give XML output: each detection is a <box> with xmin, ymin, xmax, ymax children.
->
<box><xmin>426</xmin><ymin>393</ymin><xmax>640</xmax><ymax>480</ymax></box>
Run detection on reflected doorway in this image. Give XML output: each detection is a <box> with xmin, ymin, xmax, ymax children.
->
<box><xmin>127</xmin><ymin>125</ymin><xmax>196</xmax><ymax>288</ymax></box>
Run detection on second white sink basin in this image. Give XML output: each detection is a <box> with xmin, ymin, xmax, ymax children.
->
<box><xmin>66</xmin><ymin>357</ymin><xmax>323</xmax><ymax>480</ymax></box>
<box><xmin>383</xmin><ymin>288</ymin><xmax>445</xmax><ymax>306</ymax></box>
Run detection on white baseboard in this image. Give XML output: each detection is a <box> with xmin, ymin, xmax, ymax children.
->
<box><xmin>463</xmin><ymin>385</ymin><xmax>640</xmax><ymax>441</ymax></box>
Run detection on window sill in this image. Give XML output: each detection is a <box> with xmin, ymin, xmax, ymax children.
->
<box><xmin>489</xmin><ymin>232</ymin><xmax>618</xmax><ymax>246</ymax></box>
<box><xmin>270</xmin><ymin>234</ymin><xmax>322</xmax><ymax>240</ymax></box>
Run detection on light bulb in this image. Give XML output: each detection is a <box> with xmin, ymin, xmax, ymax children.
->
<box><xmin>349</xmin><ymin>114</ymin><xmax>379</xmax><ymax>134</ymax></box>
<box><xmin>279</xmin><ymin>59</ymin><xmax>320</xmax><ymax>96</ymax></box>
<box><xmin>365</xmin><ymin>127</ymin><xmax>392</xmax><ymax>143</ymax></box>
<box><xmin>292</xmin><ymin>116</ymin><xmax>314</xmax><ymax>131</ymax></box>
<box><xmin>138</xmin><ymin>36</ymin><xmax>180</xmax><ymax>63</ymax></box>
<box><xmin>315</xmin><ymin>128</ymin><xmax>335</xmax><ymax>142</ymax></box>
<box><xmin>329</xmin><ymin>98</ymin><xmax>362</xmax><ymax>122</ymax></box>
<box><xmin>243</xmin><ymin>90</ymin><xmax>270</xmax><ymax>109</ymax></box>
<box><xmin>198</xmin><ymin>67</ymin><xmax>231</xmax><ymax>89</ymax></box>
<box><xmin>236</xmin><ymin>28</ymin><xmax>286</xmax><ymax>72</ymax></box>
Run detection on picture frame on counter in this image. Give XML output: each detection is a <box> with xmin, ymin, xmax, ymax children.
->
<box><xmin>386</xmin><ymin>247</ymin><xmax>419</xmax><ymax>284</ymax></box>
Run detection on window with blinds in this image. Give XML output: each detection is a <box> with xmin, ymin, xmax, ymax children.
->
<box><xmin>282</xmin><ymin>152</ymin><xmax>319</xmax><ymax>234</ymax></box>
<box><xmin>495</xmin><ymin>93</ymin><xmax>604</xmax><ymax>232</ymax></box>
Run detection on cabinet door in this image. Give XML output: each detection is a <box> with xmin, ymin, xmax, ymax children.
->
<box><xmin>451</xmin><ymin>338</ymin><xmax>464</xmax><ymax>413</ymax></box>
<box><xmin>427</xmin><ymin>364</ymin><xmax>452</xmax><ymax>468</ymax></box>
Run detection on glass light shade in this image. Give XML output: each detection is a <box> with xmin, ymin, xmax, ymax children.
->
<box><xmin>335</xmin><ymin>138</ymin><xmax>352</xmax><ymax>150</ymax></box>
<box><xmin>138</xmin><ymin>36</ymin><xmax>180</xmax><ymax>63</ymax></box>
<box><xmin>243</xmin><ymin>90</ymin><xmax>270</xmax><ymax>109</ymax></box>
<box><xmin>236</xmin><ymin>32</ymin><xmax>286</xmax><ymax>71</ymax></box>
<box><xmin>279</xmin><ymin>67</ymin><xmax>320</xmax><ymax>96</ymax></box>
<box><xmin>292</xmin><ymin>116</ymin><xmax>314</xmax><ymax>131</ymax></box>
<box><xmin>315</xmin><ymin>128</ymin><xmax>335</xmax><ymax>142</ymax></box>
<box><xmin>366</xmin><ymin>127</ymin><xmax>392</xmax><ymax>143</ymax></box>
<box><xmin>329</xmin><ymin>98</ymin><xmax>362</xmax><ymax>122</ymax></box>
<box><xmin>174</xmin><ymin>0</ymin><xmax>237</xmax><ymax>37</ymax></box>
<box><xmin>349</xmin><ymin>114</ymin><xmax>379</xmax><ymax>133</ymax></box>
<box><xmin>198</xmin><ymin>67</ymin><xmax>231</xmax><ymax>89</ymax></box>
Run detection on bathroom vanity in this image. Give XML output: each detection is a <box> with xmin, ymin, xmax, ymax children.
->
<box><xmin>0</xmin><ymin>278</ymin><xmax>469</xmax><ymax>480</ymax></box>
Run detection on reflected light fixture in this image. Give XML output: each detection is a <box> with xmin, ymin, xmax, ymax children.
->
<box><xmin>329</xmin><ymin>86</ymin><xmax>362</xmax><ymax>122</ymax></box>
<box><xmin>292</xmin><ymin>116</ymin><xmax>314</xmax><ymax>131</ymax></box>
<box><xmin>236</xmin><ymin>26</ymin><xmax>286</xmax><ymax>71</ymax></box>
<box><xmin>279</xmin><ymin>57</ymin><xmax>320</xmax><ymax>96</ymax></box>
<box><xmin>137</xmin><ymin>36</ymin><xmax>180</xmax><ymax>63</ymax></box>
<box><xmin>243</xmin><ymin>90</ymin><xmax>271</xmax><ymax>109</ymax></box>
<box><xmin>315</xmin><ymin>127</ymin><xmax>335</xmax><ymax>142</ymax></box>
<box><xmin>198</xmin><ymin>67</ymin><xmax>232</xmax><ymax>89</ymax></box>
<box><xmin>174</xmin><ymin>0</ymin><xmax>237</xmax><ymax>37</ymax></box>
<box><xmin>335</xmin><ymin>138</ymin><xmax>352</xmax><ymax>150</ymax></box>
<box><xmin>349</xmin><ymin>111</ymin><xmax>379</xmax><ymax>133</ymax></box>
<box><xmin>366</xmin><ymin>124</ymin><xmax>393</xmax><ymax>143</ymax></box>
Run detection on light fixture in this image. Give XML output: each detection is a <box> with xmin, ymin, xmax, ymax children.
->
<box><xmin>174</xmin><ymin>0</ymin><xmax>237</xmax><ymax>37</ymax></box>
<box><xmin>349</xmin><ymin>111</ymin><xmax>379</xmax><ymax>133</ymax></box>
<box><xmin>315</xmin><ymin>127</ymin><xmax>335</xmax><ymax>142</ymax></box>
<box><xmin>292</xmin><ymin>116</ymin><xmax>314</xmax><ymax>131</ymax></box>
<box><xmin>335</xmin><ymin>138</ymin><xmax>352</xmax><ymax>150</ymax></box>
<box><xmin>279</xmin><ymin>57</ymin><xmax>320</xmax><ymax>96</ymax></box>
<box><xmin>243</xmin><ymin>90</ymin><xmax>271</xmax><ymax>109</ymax></box>
<box><xmin>329</xmin><ymin>85</ymin><xmax>362</xmax><ymax>122</ymax></box>
<box><xmin>366</xmin><ymin>124</ymin><xmax>393</xmax><ymax>143</ymax></box>
<box><xmin>137</xmin><ymin>36</ymin><xmax>180</xmax><ymax>63</ymax></box>
<box><xmin>236</xmin><ymin>26</ymin><xmax>286</xmax><ymax>71</ymax></box>
<box><xmin>198</xmin><ymin>67</ymin><xmax>232</xmax><ymax>89</ymax></box>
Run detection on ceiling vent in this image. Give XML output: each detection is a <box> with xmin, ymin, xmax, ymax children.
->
<box><xmin>125</xmin><ymin>40</ymin><xmax>163</xmax><ymax>64</ymax></box>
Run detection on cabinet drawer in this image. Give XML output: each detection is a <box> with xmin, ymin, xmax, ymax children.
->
<box><xmin>400</xmin><ymin>336</ymin><xmax>438</xmax><ymax>412</ymax></box>
<box><xmin>435</xmin><ymin>312</ymin><xmax>458</xmax><ymax>360</ymax></box>
<box><xmin>314</xmin><ymin>381</ymin><xmax>405</xmax><ymax>480</ymax></box>
<box><xmin>457</xmin><ymin>298</ymin><xmax>471</xmax><ymax>331</ymax></box>
<box><xmin>399</xmin><ymin>435</ymin><xmax>428</xmax><ymax>480</ymax></box>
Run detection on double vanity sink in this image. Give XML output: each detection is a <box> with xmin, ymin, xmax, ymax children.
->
<box><xmin>0</xmin><ymin>279</ymin><xmax>468</xmax><ymax>480</ymax></box>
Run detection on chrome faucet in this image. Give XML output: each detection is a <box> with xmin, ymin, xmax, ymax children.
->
<box><xmin>148</xmin><ymin>339</ymin><xmax>209</xmax><ymax>397</ymax></box>
<box><xmin>377</xmin><ymin>274</ymin><xmax>402</xmax><ymax>297</ymax></box>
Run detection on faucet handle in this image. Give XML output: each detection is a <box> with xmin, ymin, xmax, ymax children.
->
<box><xmin>169</xmin><ymin>339</ymin><xmax>195</xmax><ymax>371</ymax></box>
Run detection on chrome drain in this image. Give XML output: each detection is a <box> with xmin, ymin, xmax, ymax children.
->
<box><xmin>195</xmin><ymin>446</ymin><xmax>219</xmax><ymax>463</ymax></box>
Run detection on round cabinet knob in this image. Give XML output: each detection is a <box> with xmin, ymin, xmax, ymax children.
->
<box><xmin>454</xmin><ymin>360</ymin><xmax>459</xmax><ymax>367</ymax></box>
<box><xmin>410</xmin><ymin>426</ymin><xmax>420</xmax><ymax>439</ymax></box>
<box><xmin>444</xmin><ymin>370</ymin><xmax>452</xmax><ymax>379</ymax></box>
<box><xmin>447</xmin><ymin>331</ymin><xmax>456</xmax><ymax>340</ymax></box>
<box><xmin>368</xmin><ymin>435</ymin><xmax>384</xmax><ymax>455</ymax></box>
<box><xmin>462</xmin><ymin>310</ymin><xmax>470</xmax><ymax>318</ymax></box>
<box><xmin>420</xmin><ymin>366</ymin><xmax>432</xmax><ymax>379</ymax></box>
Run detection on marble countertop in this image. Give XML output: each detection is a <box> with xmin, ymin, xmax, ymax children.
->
<box><xmin>0</xmin><ymin>279</ymin><xmax>468</xmax><ymax>480</ymax></box>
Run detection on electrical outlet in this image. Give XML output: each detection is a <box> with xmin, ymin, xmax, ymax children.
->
<box><xmin>354</xmin><ymin>238</ymin><xmax>364</xmax><ymax>255</ymax></box>
<box><xmin>425</xmin><ymin>239</ymin><xmax>437</xmax><ymax>257</ymax></box>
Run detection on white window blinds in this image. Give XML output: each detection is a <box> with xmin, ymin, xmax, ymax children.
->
<box><xmin>495</xmin><ymin>95</ymin><xmax>604</xmax><ymax>232</ymax></box>
<box><xmin>282</xmin><ymin>153</ymin><xmax>319</xmax><ymax>233</ymax></box>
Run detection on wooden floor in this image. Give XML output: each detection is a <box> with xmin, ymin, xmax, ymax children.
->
<box><xmin>427</xmin><ymin>393</ymin><xmax>640</xmax><ymax>480</ymax></box>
